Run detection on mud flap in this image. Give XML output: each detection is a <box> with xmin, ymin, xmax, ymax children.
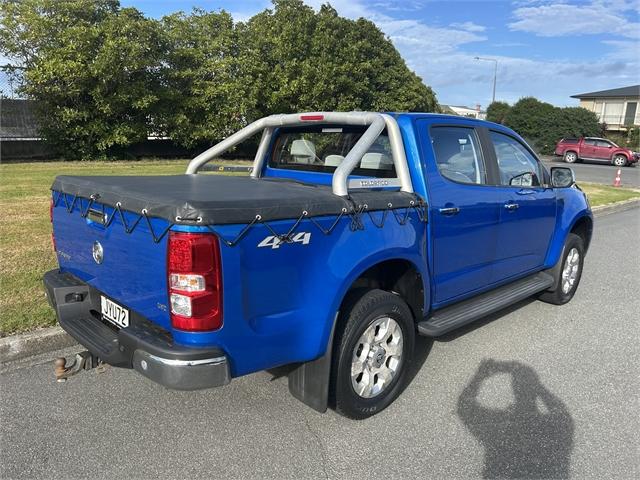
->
<box><xmin>544</xmin><ymin>240</ymin><xmax>569</xmax><ymax>292</ymax></box>
<box><xmin>287</xmin><ymin>316</ymin><xmax>337</xmax><ymax>413</ymax></box>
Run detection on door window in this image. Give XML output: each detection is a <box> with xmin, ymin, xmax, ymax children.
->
<box><xmin>430</xmin><ymin>127</ymin><xmax>487</xmax><ymax>185</ymax></box>
<box><xmin>490</xmin><ymin>131</ymin><xmax>542</xmax><ymax>187</ymax></box>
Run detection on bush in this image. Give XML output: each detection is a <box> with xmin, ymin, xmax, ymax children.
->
<box><xmin>609</xmin><ymin>128</ymin><xmax>639</xmax><ymax>151</ymax></box>
<box><xmin>486</xmin><ymin>101</ymin><xmax>510</xmax><ymax>124</ymax></box>
<box><xmin>0</xmin><ymin>0</ymin><xmax>165</xmax><ymax>159</ymax></box>
<box><xmin>501</xmin><ymin>97</ymin><xmax>600</xmax><ymax>155</ymax></box>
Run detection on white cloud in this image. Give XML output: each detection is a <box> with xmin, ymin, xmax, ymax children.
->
<box><xmin>376</xmin><ymin>18</ymin><xmax>486</xmax><ymax>56</ymax></box>
<box><xmin>309</xmin><ymin>0</ymin><xmax>639</xmax><ymax>106</ymax></box>
<box><xmin>370</xmin><ymin>1</ymin><xmax>425</xmax><ymax>12</ymax></box>
<box><xmin>450</xmin><ymin>21</ymin><xmax>487</xmax><ymax>33</ymax></box>
<box><xmin>509</xmin><ymin>1</ymin><xmax>640</xmax><ymax>38</ymax></box>
<box><xmin>228</xmin><ymin>0</ymin><xmax>271</xmax><ymax>23</ymax></box>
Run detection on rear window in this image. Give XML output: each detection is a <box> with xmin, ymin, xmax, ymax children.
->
<box><xmin>560</xmin><ymin>138</ymin><xmax>579</xmax><ymax>144</ymax></box>
<box><xmin>268</xmin><ymin>125</ymin><xmax>396</xmax><ymax>178</ymax></box>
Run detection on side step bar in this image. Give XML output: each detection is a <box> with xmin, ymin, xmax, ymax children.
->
<box><xmin>418</xmin><ymin>272</ymin><xmax>554</xmax><ymax>337</ymax></box>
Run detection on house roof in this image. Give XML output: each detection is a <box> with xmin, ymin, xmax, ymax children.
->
<box><xmin>571</xmin><ymin>85</ymin><xmax>640</xmax><ymax>99</ymax></box>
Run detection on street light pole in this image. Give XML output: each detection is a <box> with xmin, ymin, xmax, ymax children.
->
<box><xmin>474</xmin><ymin>56</ymin><xmax>498</xmax><ymax>104</ymax></box>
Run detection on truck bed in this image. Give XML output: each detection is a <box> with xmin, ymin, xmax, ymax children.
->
<box><xmin>52</xmin><ymin>175</ymin><xmax>420</xmax><ymax>226</ymax></box>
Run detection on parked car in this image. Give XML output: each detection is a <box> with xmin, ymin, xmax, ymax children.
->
<box><xmin>44</xmin><ymin>112</ymin><xmax>592</xmax><ymax>419</ymax></box>
<box><xmin>554</xmin><ymin>137</ymin><xmax>639</xmax><ymax>166</ymax></box>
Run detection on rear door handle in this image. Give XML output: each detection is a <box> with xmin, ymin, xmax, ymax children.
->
<box><xmin>438</xmin><ymin>207</ymin><xmax>460</xmax><ymax>216</ymax></box>
<box><xmin>504</xmin><ymin>203</ymin><xmax>519</xmax><ymax>211</ymax></box>
<box><xmin>516</xmin><ymin>189</ymin><xmax>536</xmax><ymax>195</ymax></box>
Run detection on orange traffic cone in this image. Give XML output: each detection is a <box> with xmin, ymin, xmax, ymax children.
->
<box><xmin>613</xmin><ymin>169</ymin><xmax>622</xmax><ymax>187</ymax></box>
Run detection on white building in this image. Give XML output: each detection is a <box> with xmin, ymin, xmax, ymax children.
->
<box><xmin>442</xmin><ymin>105</ymin><xmax>487</xmax><ymax>120</ymax></box>
<box><xmin>571</xmin><ymin>85</ymin><xmax>640</xmax><ymax>131</ymax></box>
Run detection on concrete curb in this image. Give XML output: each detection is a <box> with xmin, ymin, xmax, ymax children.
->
<box><xmin>0</xmin><ymin>327</ymin><xmax>77</xmax><ymax>364</ymax></box>
<box><xmin>1</xmin><ymin>197</ymin><xmax>638</xmax><ymax>364</ymax></box>
<box><xmin>592</xmin><ymin>197</ymin><xmax>640</xmax><ymax>217</ymax></box>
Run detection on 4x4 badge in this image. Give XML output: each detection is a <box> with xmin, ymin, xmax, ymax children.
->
<box><xmin>258</xmin><ymin>232</ymin><xmax>311</xmax><ymax>249</ymax></box>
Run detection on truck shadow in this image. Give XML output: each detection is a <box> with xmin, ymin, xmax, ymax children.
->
<box><xmin>404</xmin><ymin>335</ymin><xmax>433</xmax><ymax>387</ymax></box>
<box><xmin>458</xmin><ymin>359</ymin><xmax>574</xmax><ymax>479</ymax></box>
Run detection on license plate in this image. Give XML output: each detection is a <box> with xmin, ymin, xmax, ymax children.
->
<box><xmin>101</xmin><ymin>296</ymin><xmax>129</xmax><ymax>329</ymax></box>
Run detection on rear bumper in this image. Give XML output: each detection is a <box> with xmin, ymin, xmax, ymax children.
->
<box><xmin>43</xmin><ymin>269</ymin><xmax>230</xmax><ymax>390</ymax></box>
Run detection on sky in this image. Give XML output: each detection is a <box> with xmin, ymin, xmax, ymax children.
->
<box><xmin>10</xmin><ymin>0</ymin><xmax>640</xmax><ymax>109</ymax></box>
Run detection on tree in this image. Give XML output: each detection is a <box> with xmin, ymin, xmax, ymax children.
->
<box><xmin>159</xmin><ymin>9</ymin><xmax>249</xmax><ymax>147</ymax></box>
<box><xmin>502</xmin><ymin>97</ymin><xmax>600</xmax><ymax>154</ymax></box>
<box><xmin>486</xmin><ymin>101</ymin><xmax>510</xmax><ymax>124</ymax></box>
<box><xmin>0</xmin><ymin>0</ymin><xmax>164</xmax><ymax>158</ymax></box>
<box><xmin>237</xmin><ymin>0</ymin><xmax>437</xmax><ymax>119</ymax></box>
<box><xmin>1</xmin><ymin>0</ymin><xmax>438</xmax><ymax>157</ymax></box>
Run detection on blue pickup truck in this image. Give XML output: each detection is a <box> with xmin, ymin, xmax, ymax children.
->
<box><xmin>45</xmin><ymin>112</ymin><xmax>592</xmax><ymax>419</ymax></box>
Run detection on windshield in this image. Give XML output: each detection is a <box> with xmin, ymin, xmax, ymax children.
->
<box><xmin>269</xmin><ymin>125</ymin><xmax>396</xmax><ymax>178</ymax></box>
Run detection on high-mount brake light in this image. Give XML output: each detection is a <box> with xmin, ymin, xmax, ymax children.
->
<box><xmin>300</xmin><ymin>114</ymin><xmax>324</xmax><ymax>121</ymax></box>
<box><xmin>167</xmin><ymin>232</ymin><xmax>222</xmax><ymax>332</ymax></box>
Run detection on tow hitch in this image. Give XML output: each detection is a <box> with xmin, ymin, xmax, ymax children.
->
<box><xmin>54</xmin><ymin>351</ymin><xmax>107</xmax><ymax>382</ymax></box>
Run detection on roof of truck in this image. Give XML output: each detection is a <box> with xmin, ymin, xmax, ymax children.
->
<box><xmin>392</xmin><ymin>112</ymin><xmax>508</xmax><ymax>131</ymax></box>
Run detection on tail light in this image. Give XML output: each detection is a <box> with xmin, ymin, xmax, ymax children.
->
<box><xmin>167</xmin><ymin>232</ymin><xmax>222</xmax><ymax>331</ymax></box>
<box><xmin>50</xmin><ymin>197</ymin><xmax>56</xmax><ymax>251</ymax></box>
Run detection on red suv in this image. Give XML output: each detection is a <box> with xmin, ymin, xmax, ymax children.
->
<box><xmin>554</xmin><ymin>137</ymin><xmax>639</xmax><ymax>167</ymax></box>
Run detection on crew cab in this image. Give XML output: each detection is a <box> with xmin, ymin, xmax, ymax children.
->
<box><xmin>555</xmin><ymin>136</ymin><xmax>639</xmax><ymax>167</ymax></box>
<box><xmin>45</xmin><ymin>112</ymin><xmax>592</xmax><ymax>419</ymax></box>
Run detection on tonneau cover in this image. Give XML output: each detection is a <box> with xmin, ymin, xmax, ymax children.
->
<box><xmin>51</xmin><ymin>175</ymin><xmax>421</xmax><ymax>225</ymax></box>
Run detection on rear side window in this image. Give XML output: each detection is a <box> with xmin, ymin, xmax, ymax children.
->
<box><xmin>490</xmin><ymin>131</ymin><xmax>542</xmax><ymax>187</ymax></box>
<box><xmin>430</xmin><ymin>126</ymin><xmax>487</xmax><ymax>185</ymax></box>
<box><xmin>269</xmin><ymin>126</ymin><xmax>396</xmax><ymax>178</ymax></box>
<box><xmin>584</xmin><ymin>139</ymin><xmax>597</xmax><ymax>146</ymax></box>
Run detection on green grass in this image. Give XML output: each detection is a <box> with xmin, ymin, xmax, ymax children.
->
<box><xmin>0</xmin><ymin>159</ymin><xmax>233</xmax><ymax>336</ymax></box>
<box><xmin>0</xmin><ymin>161</ymin><xmax>639</xmax><ymax>336</ymax></box>
<box><xmin>578</xmin><ymin>182</ymin><xmax>640</xmax><ymax>207</ymax></box>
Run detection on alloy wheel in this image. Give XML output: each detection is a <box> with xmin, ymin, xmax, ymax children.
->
<box><xmin>561</xmin><ymin>247</ymin><xmax>580</xmax><ymax>294</ymax></box>
<box><xmin>351</xmin><ymin>316</ymin><xmax>404</xmax><ymax>398</ymax></box>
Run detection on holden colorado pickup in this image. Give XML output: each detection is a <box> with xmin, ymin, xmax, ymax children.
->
<box><xmin>45</xmin><ymin>112</ymin><xmax>592</xmax><ymax>419</ymax></box>
<box><xmin>555</xmin><ymin>136</ymin><xmax>639</xmax><ymax>167</ymax></box>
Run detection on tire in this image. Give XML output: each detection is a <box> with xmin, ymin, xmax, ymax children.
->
<box><xmin>539</xmin><ymin>233</ymin><xmax>585</xmax><ymax>305</ymax></box>
<box><xmin>330</xmin><ymin>289</ymin><xmax>415</xmax><ymax>419</ymax></box>
<box><xmin>563</xmin><ymin>151</ymin><xmax>578</xmax><ymax>164</ymax></box>
<box><xmin>612</xmin><ymin>155</ymin><xmax>628</xmax><ymax>167</ymax></box>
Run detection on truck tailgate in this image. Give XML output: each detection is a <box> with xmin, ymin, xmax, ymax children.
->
<box><xmin>52</xmin><ymin>195</ymin><xmax>172</xmax><ymax>330</ymax></box>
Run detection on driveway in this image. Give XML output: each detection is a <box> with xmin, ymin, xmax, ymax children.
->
<box><xmin>1</xmin><ymin>209</ymin><xmax>639</xmax><ymax>480</ymax></box>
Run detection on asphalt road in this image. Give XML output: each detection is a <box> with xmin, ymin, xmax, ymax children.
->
<box><xmin>2</xmin><ymin>209</ymin><xmax>639</xmax><ymax>480</ymax></box>
<box><xmin>542</xmin><ymin>156</ymin><xmax>640</xmax><ymax>188</ymax></box>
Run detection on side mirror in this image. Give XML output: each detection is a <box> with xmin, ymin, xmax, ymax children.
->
<box><xmin>550</xmin><ymin>167</ymin><xmax>575</xmax><ymax>188</ymax></box>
